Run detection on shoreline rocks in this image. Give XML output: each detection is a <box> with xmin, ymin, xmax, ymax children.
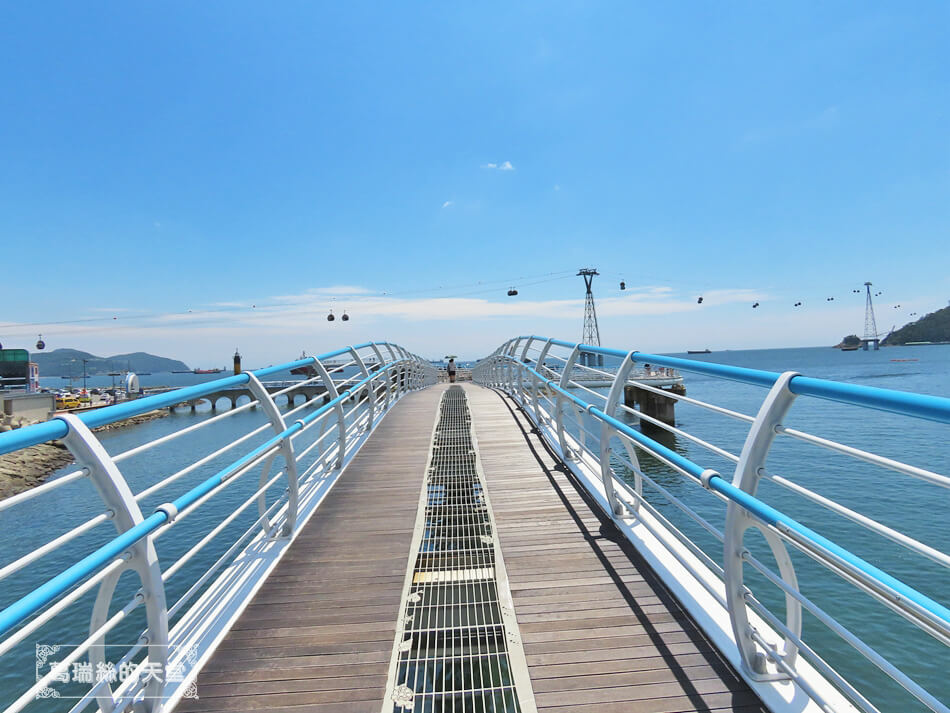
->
<box><xmin>0</xmin><ymin>409</ymin><xmax>170</xmax><ymax>500</ymax></box>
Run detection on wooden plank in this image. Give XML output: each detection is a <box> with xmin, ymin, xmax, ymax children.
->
<box><xmin>176</xmin><ymin>386</ymin><xmax>445</xmax><ymax>711</ymax></box>
<box><xmin>465</xmin><ymin>385</ymin><xmax>767</xmax><ymax>713</ymax></box>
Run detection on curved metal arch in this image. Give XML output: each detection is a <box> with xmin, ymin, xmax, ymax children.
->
<box><xmin>725</xmin><ymin>371</ymin><xmax>802</xmax><ymax>679</ymax></box>
<box><xmin>59</xmin><ymin>414</ymin><xmax>168</xmax><ymax>713</ymax></box>
<box><xmin>246</xmin><ymin>373</ymin><xmax>299</xmax><ymax>537</ymax></box>
<box><xmin>309</xmin><ymin>358</ymin><xmax>346</xmax><ymax>470</ymax></box>
<box><xmin>349</xmin><ymin>346</ymin><xmax>374</xmax><ymax>433</ymax></box>
<box><xmin>555</xmin><ymin>345</ymin><xmax>583</xmax><ymax>460</ymax></box>
<box><xmin>600</xmin><ymin>351</ymin><xmax>642</xmax><ymax>517</ymax></box>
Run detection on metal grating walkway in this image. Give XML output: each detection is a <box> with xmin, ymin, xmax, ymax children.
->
<box><xmin>383</xmin><ymin>386</ymin><xmax>536</xmax><ymax>713</ymax></box>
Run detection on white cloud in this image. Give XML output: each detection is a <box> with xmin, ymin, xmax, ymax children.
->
<box><xmin>442</xmin><ymin>200</ymin><xmax>454</xmax><ymax>208</ymax></box>
<box><xmin>481</xmin><ymin>161</ymin><xmax>515</xmax><ymax>171</ymax></box>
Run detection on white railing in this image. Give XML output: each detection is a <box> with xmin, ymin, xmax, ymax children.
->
<box><xmin>474</xmin><ymin>336</ymin><xmax>949</xmax><ymax>713</ymax></box>
<box><xmin>0</xmin><ymin>342</ymin><xmax>436</xmax><ymax>713</ymax></box>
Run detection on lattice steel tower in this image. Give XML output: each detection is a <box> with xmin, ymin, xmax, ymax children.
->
<box><xmin>577</xmin><ymin>268</ymin><xmax>601</xmax><ymax>346</ymax></box>
<box><xmin>863</xmin><ymin>282</ymin><xmax>879</xmax><ymax>341</ymax></box>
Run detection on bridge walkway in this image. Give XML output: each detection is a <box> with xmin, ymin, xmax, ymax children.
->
<box><xmin>177</xmin><ymin>383</ymin><xmax>765</xmax><ymax>713</ymax></box>
<box><xmin>176</xmin><ymin>386</ymin><xmax>448</xmax><ymax>713</ymax></box>
<box><xmin>466</xmin><ymin>386</ymin><xmax>766</xmax><ymax>713</ymax></box>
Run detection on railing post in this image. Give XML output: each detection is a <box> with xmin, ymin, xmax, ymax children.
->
<box><xmin>389</xmin><ymin>346</ymin><xmax>405</xmax><ymax>395</ymax></box>
<box><xmin>506</xmin><ymin>339</ymin><xmax>521</xmax><ymax>397</ymax></box>
<box><xmin>518</xmin><ymin>338</ymin><xmax>534</xmax><ymax>409</ymax></box>
<box><xmin>495</xmin><ymin>343</ymin><xmax>511</xmax><ymax>388</ymax></box>
<box><xmin>245</xmin><ymin>373</ymin><xmax>299</xmax><ymax>535</ymax></box>
<box><xmin>58</xmin><ymin>414</ymin><xmax>168</xmax><ymax>713</ymax></box>
<box><xmin>310</xmin><ymin>358</ymin><xmax>346</xmax><ymax>469</ymax></box>
<box><xmin>724</xmin><ymin>371</ymin><xmax>802</xmax><ymax>680</ymax></box>
<box><xmin>497</xmin><ymin>340</ymin><xmax>511</xmax><ymax>391</ymax></box>
<box><xmin>556</xmin><ymin>345</ymin><xmax>582</xmax><ymax>459</ymax></box>
<box><xmin>599</xmin><ymin>351</ymin><xmax>641</xmax><ymax>517</ymax></box>
<box><xmin>349</xmin><ymin>347</ymin><xmax>374</xmax><ymax>432</ymax></box>
<box><xmin>532</xmin><ymin>339</ymin><xmax>555</xmax><ymax>426</ymax></box>
<box><xmin>370</xmin><ymin>343</ymin><xmax>390</xmax><ymax>417</ymax></box>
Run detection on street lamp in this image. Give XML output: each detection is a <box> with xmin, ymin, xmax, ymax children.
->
<box><xmin>82</xmin><ymin>359</ymin><xmax>88</xmax><ymax>394</ymax></box>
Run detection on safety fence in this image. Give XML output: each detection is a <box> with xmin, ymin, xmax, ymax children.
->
<box><xmin>0</xmin><ymin>343</ymin><xmax>436</xmax><ymax>713</ymax></box>
<box><xmin>474</xmin><ymin>336</ymin><xmax>949</xmax><ymax>713</ymax></box>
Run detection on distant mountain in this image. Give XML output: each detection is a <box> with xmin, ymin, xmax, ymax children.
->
<box><xmin>882</xmin><ymin>306</ymin><xmax>950</xmax><ymax>345</ymax></box>
<box><xmin>30</xmin><ymin>349</ymin><xmax>190</xmax><ymax>376</ymax></box>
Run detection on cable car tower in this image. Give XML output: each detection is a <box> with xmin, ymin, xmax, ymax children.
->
<box><xmin>577</xmin><ymin>268</ymin><xmax>602</xmax><ymax>366</ymax></box>
<box><xmin>862</xmin><ymin>281</ymin><xmax>881</xmax><ymax>351</ymax></box>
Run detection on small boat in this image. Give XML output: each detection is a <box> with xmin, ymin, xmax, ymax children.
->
<box><xmin>687</xmin><ymin>349</ymin><xmax>711</xmax><ymax>354</ymax></box>
<box><xmin>840</xmin><ymin>346</ymin><xmax>860</xmax><ymax>351</ymax></box>
<box><xmin>193</xmin><ymin>368</ymin><xmax>223</xmax><ymax>374</ymax></box>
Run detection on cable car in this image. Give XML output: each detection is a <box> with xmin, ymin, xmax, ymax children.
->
<box><xmin>36</xmin><ymin>334</ymin><xmax>45</xmax><ymax>350</ymax></box>
<box><xmin>507</xmin><ymin>288</ymin><xmax>518</xmax><ymax>296</ymax></box>
<box><xmin>342</xmin><ymin>312</ymin><xmax>350</xmax><ymax>321</ymax></box>
<box><xmin>327</xmin><ymin>311</ymin><xmax>335</xmax><ymax>322</ymax></box>
<box><xmin>619</xmin><ymin>280</ymin><xmax>626</xmax><ymax>291</ymax></box>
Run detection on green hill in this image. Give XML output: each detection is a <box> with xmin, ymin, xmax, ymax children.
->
<box><xmin>883</xmin><ymin>305</ymin><xmax>950</xmax><ymax>345</ymax></box>
<box><xmin>30</xmin><ymin>349</ymin><xmax>189</xmax><ymax>376</ymax></box>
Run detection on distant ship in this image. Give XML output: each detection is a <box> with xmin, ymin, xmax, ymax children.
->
<box><xmin>687</xmin><ymin>349</ymin><xmax>711</xmax><ymax>354</ymax></box>
<box><xmin>290</xmin><ymin>350</ymin><xmax>317</xmax><ymax>377</ymax></box>
<box><xmin>193</xmin><ymin>368</ymin><xmax>223</xmax><ymax>374</ymax></box>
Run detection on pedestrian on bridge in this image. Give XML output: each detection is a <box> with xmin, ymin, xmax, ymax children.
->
<box><xmin>447</xmin><ymin>358</ymin><xmax>457</xmax><ymax>383</ymax></box>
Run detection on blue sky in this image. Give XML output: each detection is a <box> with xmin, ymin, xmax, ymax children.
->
<box><xmin>1</xmin><ymin>2</ymin><xmax>947</xmax><ymax>364</ymax></box>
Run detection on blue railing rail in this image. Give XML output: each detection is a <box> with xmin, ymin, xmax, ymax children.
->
<box><xmin>474</xmin><ymin>336</ymin><xmax>949</xmax><ymax>713</ymax></box>
<box><xmin>0</xmin><ymin>342</ymin><xmax>436</xmax><ymax>713</ymax></box>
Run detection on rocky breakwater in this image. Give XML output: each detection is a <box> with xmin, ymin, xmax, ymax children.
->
<box><xmin>0</xmin><ymin>410</ymin><xmax>170</xmax><ymax>499</ymax></box>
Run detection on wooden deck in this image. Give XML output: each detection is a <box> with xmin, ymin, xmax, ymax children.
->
<box><xmin>175</xmin><ymin>383</ymin><xmax>765</xmax><ymax>713</ymax></box>
<box><xmin>466</xmin><ymin>385</ymin><xmax>767</xmax><ymax>713</ymax></box>
<box><xmin>177</xmin><ymin>386</ymin><xmax>447</xmax><ymax>713</ymax></box>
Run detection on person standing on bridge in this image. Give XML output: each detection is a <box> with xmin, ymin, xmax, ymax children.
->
<box><xmin>447</xmin><ymin>358</ymin><xmax>457</xmax><ymax>383</ymax></box>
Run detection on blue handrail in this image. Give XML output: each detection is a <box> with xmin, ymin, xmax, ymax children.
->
<box><xmin>523</xmin><ymin>335</ymin><xmax>950</xmax><ymax>424</ymax></box>
<box><xmin>0</xmin><ymin>344</ymin><xmax>381</xmax><ymax>457</ymax></box>
<box><xmin>509</xmin><ymin>352</ymin><xmax>950</xmax><ymax>630</ymax></box>
<box><xmin>0</xmin><ymin>356</ymin><xmax>406</xmax><ymax>637</ymax></box>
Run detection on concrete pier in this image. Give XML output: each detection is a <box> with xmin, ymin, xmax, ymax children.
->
<box><xmin>624</xmin><ymin>382</ymin><xmax>686</xmax><ymax>427</ymax></box>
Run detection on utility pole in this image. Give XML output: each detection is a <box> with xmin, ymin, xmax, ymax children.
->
<box><xmin>82</xmin><ymin>359</ymin><xmax>88</xmax><ymax>393</ymax></box>
<box><xmin>577</xmin><ymin>268</ymin><xmax>602</xmax><ymax>366</ymax></box>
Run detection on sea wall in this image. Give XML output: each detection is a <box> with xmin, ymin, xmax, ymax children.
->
<box><xmin>0</xmin><ymin>410</ymin><xmax>169</xmax><ymax>499</ymax></box>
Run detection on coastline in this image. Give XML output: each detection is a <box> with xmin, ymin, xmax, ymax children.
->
<box><xmin>0</xmin><ymin>410</ymin><xmax>170</xmax><ymax>499</ymax></box>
